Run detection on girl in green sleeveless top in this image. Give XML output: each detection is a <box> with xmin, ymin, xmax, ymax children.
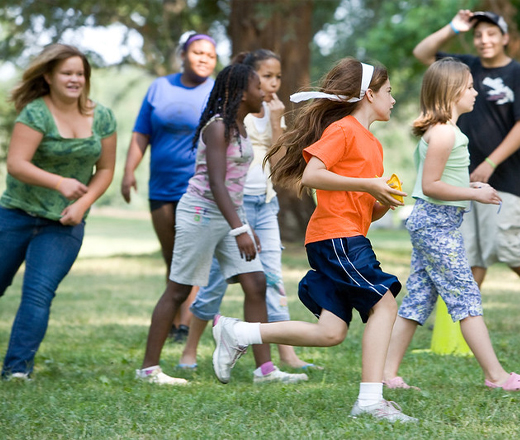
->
<box><xmin>384</xmin><ymin>58</ymin><xmax>520</xmax><ymax>392</ymax></box>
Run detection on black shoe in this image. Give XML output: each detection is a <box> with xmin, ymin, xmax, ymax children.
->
<box><xmin>174</xmin><ymin>325</ymin><xmax>189</xmax><ymax>344</ymax></box>
<box><xmin>168</xmin><ymin>325</ymin><xmax>178</xmax><ymax>339</ymax></box>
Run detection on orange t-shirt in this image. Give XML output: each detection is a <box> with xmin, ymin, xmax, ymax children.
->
<box><xmin>303</xmin><ymin>115</ymin><xmax>384</xmax><ymax>245</ymax></box>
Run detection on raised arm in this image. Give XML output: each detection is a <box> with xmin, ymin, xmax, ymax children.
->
<box><xmin>413</xmin><ymin>10</ymin><xmax>474</xmax><ymax>66</ymax></box>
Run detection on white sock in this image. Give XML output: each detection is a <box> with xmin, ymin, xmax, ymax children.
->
<box><xmin>357</xmin><ymin>382</ymin><xmax>383</xmax><ymax>407</ymax></box>
<box><xmin>234</xmin><ymin>321</ymin><xmax>262</xmax><ymax>345</ymax></box>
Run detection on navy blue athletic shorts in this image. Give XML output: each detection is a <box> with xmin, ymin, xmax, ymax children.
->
<box><xmin>298</xmin><ymin>236</ymin><xmax>401</xmax><ymax>325</ymax></box>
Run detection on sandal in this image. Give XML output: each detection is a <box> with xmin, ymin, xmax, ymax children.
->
<box><xmin>383</xmin><ymin>376</ymin><xmax>421</xmax><ymax>390</ymax></box>
<box><xmin>485</xmin><ymin>372</ymin><xmax>520</xmax><ymax>391</ymax></box>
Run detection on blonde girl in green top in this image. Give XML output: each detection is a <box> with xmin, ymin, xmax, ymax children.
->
<box><xmin>383</xmin><ymin>58</ymin><xmax>520</xmax><ymax>392</ymax></box>
<box><xmin>0</xmin><ymin>44</ymin><xmax>117</xmax><ymax>380</ymax></box>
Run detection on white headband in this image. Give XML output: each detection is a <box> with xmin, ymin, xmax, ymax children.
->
<box><xmin>290</xmin><ymin>62</ymin><xmax>375</xmax><ymax>104</ymax></box>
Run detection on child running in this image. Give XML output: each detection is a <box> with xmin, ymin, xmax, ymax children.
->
<box><xmin>178</xmin><ymin>49</ymin><xmax>319</xmax><ymax>374</ymax></box>
<box><xmin>211</xmin><ymin>57</ymin><xmax>417</xmax><ymax>423</ymax></box>
<box><xmin>135</xmin><ymin>63</ymin><xmax>306</xmax><ymax>385</ymax></box>
<box><xmin>383</xmin><ymin>58</ymin><xmax>520</xmax><ymax>392</ymax></box>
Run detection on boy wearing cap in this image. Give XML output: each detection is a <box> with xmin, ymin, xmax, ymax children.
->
<box><xmin>413</xmin><ymin>9</ymin><xmax>520</xmax><ymax>287</ymax></box>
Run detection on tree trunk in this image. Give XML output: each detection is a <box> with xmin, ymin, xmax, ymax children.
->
<box><xmin>229</xmin><ymin>0</ymin><xmax>316</xmax><ymax>242</ymax></box>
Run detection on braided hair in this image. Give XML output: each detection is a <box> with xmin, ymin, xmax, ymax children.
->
<box><xmin>193</xmin><ymin>63</ymin><xmax>255</xmax><ymax>149</ymax></box>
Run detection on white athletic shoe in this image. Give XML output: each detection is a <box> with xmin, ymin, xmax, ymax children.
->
<box><xmin>212</xmin><ymin>316</ymin><xmax>248</xmax><ymax>384</ymax></box>
<box><xmin>253</xmin><ymin>367</ymin><xmax>308</xmax><ymax>384</ymax></box>
<box><xmin>135</xmin><ymin>366</ymin><xmax>188</xmax><ymax>385</ymax></box>
<box><xmin>350</xmin><ymin>399</ymin><xmax>418</xmax><ymax>423</ymax></box>
<box><xmin>6</xmin><ymin>372</ymin><xmax>31</xmax><ymax>381</ymax></box>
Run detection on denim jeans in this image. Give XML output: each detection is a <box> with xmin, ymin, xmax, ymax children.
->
<box><xmin>0</xmin><ymin>207</ymin><xmax>84</xmax><ymax>376</ymax></box>
<box><xmin>190</xmin><ymin>194</ymin><xmax>290</xmax><ymax>322</ymax></box>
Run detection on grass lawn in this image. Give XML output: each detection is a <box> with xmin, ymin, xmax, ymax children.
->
<box><xmin>1</xmin><ymin>213</ymin><xmax>519</xmax><ymax>439</ymax></box>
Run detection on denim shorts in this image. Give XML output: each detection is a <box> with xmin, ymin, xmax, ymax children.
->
<box><xmin>399</xmin><ymin>199</ymin><xmax>483</xmax><ymax>325</ymax></box>
<box><xmin>298</xmin><ymin>236</ymin><xmax>401</xmax><ymax>325</ymax></box>
<box><xmin>169</xmin><ymin>194</ymin><xmax>263</xmax><ymax>286</ymax></box>
<box><xmin>189</xmin><ymin>195</ymin><xmax>290</xmax><ymax>322</ymax></box>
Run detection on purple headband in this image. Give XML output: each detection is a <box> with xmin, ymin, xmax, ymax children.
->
<box><xmin>183</xmin><ymin>34</ymin><xmax>216</xmax><ymax>51</ymax></box>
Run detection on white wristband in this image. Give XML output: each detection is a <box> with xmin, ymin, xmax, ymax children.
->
<box><xmin>229</xmin><ymin>224</ymin><xmax>251</xmax><ymax>237</ymax></box>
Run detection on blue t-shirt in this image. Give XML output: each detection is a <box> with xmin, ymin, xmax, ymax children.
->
<box><xmin>133</xmin><ymin>73</ymin><xmax>214</xmax><ymax>201</ymax></box>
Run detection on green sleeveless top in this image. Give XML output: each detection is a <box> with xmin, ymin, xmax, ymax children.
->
<box><xmin>411</xmin><ymin>124</ymin><xmax>470</xmax><ymax>209</ymax></box>
<box><xmin>0</xmin><ymin>97</ymin><xmax>117</xmax><ymax>220</ymax></box>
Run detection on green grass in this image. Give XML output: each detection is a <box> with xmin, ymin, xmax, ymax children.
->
<box><xmin>1</xmin><ymin>214</ymin><xmax>519</xmax><ymax>439</ymax></box>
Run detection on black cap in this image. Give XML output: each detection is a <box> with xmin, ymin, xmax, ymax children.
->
<box><xmin>471</xmin><ymin>11</ymin><xmax>508</xmax><ymax>34</ymax></box>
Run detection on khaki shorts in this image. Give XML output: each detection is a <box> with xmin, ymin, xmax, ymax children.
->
<box><xmin>460</xmin><ymin>191</ymin><xmax>520</xmax><ymax>268</ymax></box>
<box><xmin>169</xmin><ymin>194</ymin><xmax>263</xmax><ymax>287</ymax></box>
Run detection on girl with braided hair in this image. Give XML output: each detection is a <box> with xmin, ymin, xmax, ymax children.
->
<box><xmin>178</xmin><ymin>49</ymin><xmax>319</xmax><ymax>376</ymax></box>
<box><xmin>136</xmin><ymin>63</ymin><xmax>307</xmax><ymax>385</ymax></box>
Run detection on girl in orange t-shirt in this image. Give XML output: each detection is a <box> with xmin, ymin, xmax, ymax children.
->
<box><xmin>211</xmin><ymin>58</ymin><xmax>413</xmax><ymax>423</ymax></box>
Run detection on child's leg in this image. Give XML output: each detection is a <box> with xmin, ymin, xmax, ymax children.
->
<box><xmin>361</xmin><ymin>291</ymin><xmax>397</xmax><ymax>382</ymax></box>
<box><xmin>383</xmin><ymin>317</ymin><xmax>419</xmax><ymax>381</ymax></box>
<box><xmin>142</xmin><ymin>281</ymin><xmax>192</xmax><ymax>368</ymax></box>
<box><xmin>351</xmin><ymin>291</ymin><xmax>417</xmax><ymax>422</ymax></box>
<box><xmin>460</xmin><ymin>315</ymin><xmax>510</xmax><ymax>385</ymax></box>
<box><xmin>256</xmin><ymin>309</ymin><xmax>347</xmax><ymax>346</ymax></box>
<box><xmin>179</xmin><ymin>315</ymin><xmax>208</xmax><ymax>366</ymax></box>
<box><xmin>180</xmin><ymin>258</ymin><xmax>227</xmax><ymax>365</ymax></box>
<box><xmin>238</xmin><ymin>271</ymin><xmax>271</xmax><ymax>366</ymax></box>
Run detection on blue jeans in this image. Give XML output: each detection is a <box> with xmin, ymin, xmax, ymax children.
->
<box><xmin>0</xmin><ymin>207</ymin><xmax>84</xmax><ymax>376</ymax></box>
<box><xmin>190</xmin><ymin>195</ymin><xmax>290</xmax><ymax>322</ymax></box>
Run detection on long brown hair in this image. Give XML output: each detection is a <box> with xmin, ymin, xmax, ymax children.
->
<box><xmin>265</xmin><ymin>57</ymin><xmax>388</xmax><ymax>194</ymax></box>
<box><xmin>412</xmin><ymin>57</ymin><xmax>470</xmax><ymax>137</ymax></box>
<box><xmin>10</xmin><ymin>44</ymin><xmax>92</xmax><ymax>114</ymax></box>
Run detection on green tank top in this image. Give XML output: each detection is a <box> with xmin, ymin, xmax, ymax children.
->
<box><xmin>411</xmin><ymin>124</ymin><xmax>470</xmax><ymax>209</ymax></box>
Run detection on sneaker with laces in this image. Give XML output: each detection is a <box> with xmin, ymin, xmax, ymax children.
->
<box><xmin>253</xmin><ymin>366</ymin><xmax>308</xmax><ymax>384</ymax></box>
<box><xmin>212</xmin><ymin>315</ymin><xmax>248</xmax><ymax>384</ymax></box>
<box><xmin>135</xmin><ymin>366</ymin><xmax>188</xmax><ymax>385</ymax></box>
<box><xmin>350</xmin><ymin>399</ymin><xmax>418</xmax><ymax>423</ymax></box>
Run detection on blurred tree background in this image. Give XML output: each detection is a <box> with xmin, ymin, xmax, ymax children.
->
<box><xmin>0</xmin><ymin>0</ymin><xmax>518</xmax><ymax>240</ymax></box>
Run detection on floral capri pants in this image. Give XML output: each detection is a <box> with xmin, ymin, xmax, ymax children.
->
<box><xmin>398</xmin><ymin>199</ymin><xmax>483</xmax><ymax>325</ymax></box>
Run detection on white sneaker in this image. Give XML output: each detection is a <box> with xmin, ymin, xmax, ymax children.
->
<box><xmin>350</xmin><ymin>399</ymin><xmax>418</xmax><ymax>423</ymax></box>
<box><xmin>253</xmin><ymin>367</ymin><xmax>308</xmax><ymax>384</ymax></box>
<box><xmin>135</xmin><ymin>366</ymin><xmax>188</xmax><ymax>385</ymax></box>
<box><xmin>212</xmin><ymin>316</ymin><xmax>248</xmax><ymax>384</ymax></box>
<box><xmin>7</xmin><ymin>372</ymin><xmax>31</xmax><ymax>381</ymax></box>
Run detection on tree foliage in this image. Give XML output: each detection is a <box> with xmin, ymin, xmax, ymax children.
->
<box><xmin>0</xmin><ymin>0</ymin><xmax>225</xmax><ymax>75</ymax></box>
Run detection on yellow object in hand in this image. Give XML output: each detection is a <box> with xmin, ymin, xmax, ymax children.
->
<box><xmin>387</xmin><ymin>173</ymin><xmax>404</xmax><ymax>203</ymax></box>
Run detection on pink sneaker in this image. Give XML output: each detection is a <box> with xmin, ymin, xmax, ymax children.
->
<box><xmin>383</xmin><ymin>376</ymin><xmax>421</xmax><ymax>391</ymax></box>
<box><xmin>485</xmin><ymin>372</ymin><xmax>520</xmax><ymax>391</ymax></box>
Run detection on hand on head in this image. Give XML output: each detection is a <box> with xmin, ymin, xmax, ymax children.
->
<box><xmin>451</xmin><ymin>10</ymin><xmax>475</xmax><ymax>33</ymax></box>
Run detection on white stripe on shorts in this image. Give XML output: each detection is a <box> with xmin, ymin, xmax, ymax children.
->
<box><xmin>332</xmin><ymin>238</ymin><xmax>384</xmax><ymax>296</ymax></box>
